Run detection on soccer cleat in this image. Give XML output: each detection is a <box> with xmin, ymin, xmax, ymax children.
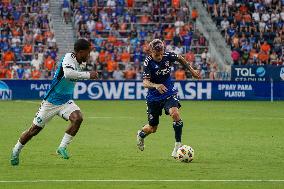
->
<box><xmin>136</xmin><ymin>130</ymin><xmax>145</xmax><ymax>151</ymax></box>
<box><xmin>56</xmin><ymin>147</ymin><xmax>70</xmax><ymax>159</ymax></box>
<box><xmin>10</xmin><ymin>150</ymin><xmax>20</xmax><ymax>166</ymax></box>
<box><xmin>171</xmin><ymin>142</ymin><xmax>182</xmax><ymax>158</ymax></box>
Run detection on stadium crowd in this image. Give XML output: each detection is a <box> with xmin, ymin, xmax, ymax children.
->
<box><xmin>0</xmin><ymin>0</ymin><xmax>58</xmax><ymax>79</ymax></box>
<box><xmin>71</xmin><ymin>0</ymin><xmax>219</xmax><ymax>80</ymax></box>
<box><xmin>203</xmin><ymin>0</ymin><xmax>284</xmax><ymax>66</ymax></box>
<box><xmin>0</xmin><ymin>0</ymin><xmax>220</xmax><ymax>80</ymax></box>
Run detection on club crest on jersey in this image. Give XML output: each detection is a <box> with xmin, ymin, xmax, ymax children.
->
<box><xmin>165</xmin><ymin>61</ymin><xmax>170</xmax><ymax>67</ymax></box>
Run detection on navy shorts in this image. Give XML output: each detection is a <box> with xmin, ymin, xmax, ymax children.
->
<box><xmin>146</xmin><ymin>95</ymin><xmax>181</xmax><ymax>126</ymax></box>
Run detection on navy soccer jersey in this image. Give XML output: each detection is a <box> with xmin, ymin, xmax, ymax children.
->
<box><xmin>143</xmin><ymin>52</ymin><xmax>179</xmax><ymax>101</ymax></box>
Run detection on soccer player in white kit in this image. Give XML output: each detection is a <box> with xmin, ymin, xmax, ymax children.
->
<box><xmin>11</xmin><ymin>39</ymin><xmax>98</xmax><ymax>165</ymax></box>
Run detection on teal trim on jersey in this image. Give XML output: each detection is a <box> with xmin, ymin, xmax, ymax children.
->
<box><xmin>44</xmin><ymin>55</ymin><xmax>75</xmax><ymax>105</ymax></box>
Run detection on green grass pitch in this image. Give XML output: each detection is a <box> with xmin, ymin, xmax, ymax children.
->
<box><xmin>0</xmin><ymin>100</ymin><xmax>284</xmax><ymax>189</ymax></box>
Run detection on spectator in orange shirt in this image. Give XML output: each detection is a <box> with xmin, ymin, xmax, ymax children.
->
<box><xmin>107</xmin><ymin>34</ymin><xmax>117</xmax><ymax>44</ymax></box>
<box><xmin>127</xmin><ymin>0</ymin><xmax>134</xmax><ymax>7</ymax></box>
<box><xmin>23</xmin><ymin>43</ymin><xmax>33</xmax><ymax>61</ymax></box>
<box><xmin>2</xmin><ymin>49</ymin><xmax>15</xmax><ymax>64</ymax></box>
<box><xmin>0</xmin><ymin>63</ymin><xmax>6</xmax><ymax>78</ymax></box>
<box><xmin>121</xmin><ymin>49</ymin><xmax>130</xmax><ymax>63</ymax></box>
<box><xmin>98</xmin><ymin>49</ymin><xmax>106</xmax><ymax>63</ymax></box>
<box><xmin>258</xmin><ymin>50</ymin><xmax>269</xmax><ymax>65</ymax></box>
<box><xmin>239</xmin><ymin>4</ymin><xmax>248</xmax><ymax>14</ymax></box>
<box><xmin>185</xmin><ymin>50</ymin><xmax>195</xmax><ymax>62</ymax></box>
<box><xmin>172</xmin><ymin>0</ymin><xmax>180</xmax><ymax>9</ymax></box>
<box><xmin>175</xmin><ymin>67</ymin><xmax>186</xmax><ymax>80</ymax></box>
<box><xmin>124</xmin><ymin>66</ymin><xmax>136</xmax><ymax>79</ymax></box>
<box><xmin>191</xmin><ymin>7</ymin><xmax>199</xmax><ymax>21</ymax></box>
<box><xmin>107</xmin><ymin>57</ymin><xmax>118</xmax><ymax>78</ymax></box>
<box><xmin>234</xmin><ymin>10</ymin><xmax>242</xmax><ymax>23</ymax></box>
<box><xmin>140</xmin><ymin>15</ymin><xmax>150</xmax><ymax>24</ymax></box>
<box><xmin>260</xmin><ymin>41</ymin><xmax>271</xmax><ymax>53</ymax></box>
<box><xmin>243</xmin><ymin>13</ymin><xmax>252</xmax><ymax>24</ymax></box>
<box><xmin>6</xmin><ymin>67</ymin><xmax>13</xmax><ymax>78</ymax></box>
<box><xmin>31</xmin><ymin>67</ymin><xmax>41</xmax><ymax>79</ymax></box>
<box><xmin>164</xmin><ymin>24</ymin><xmax>175</xmax><ymax>41</ymax></box>
<box><xmin>44</xmin><ymin>55</ymin><xmax>55</xmax><ymax>71</ymax></box>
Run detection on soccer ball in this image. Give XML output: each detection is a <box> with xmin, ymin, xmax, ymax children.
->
<box><xmin>176</xmin><ymin>145</ymin><xmax>194</xmax><ymax>163</ymax></box>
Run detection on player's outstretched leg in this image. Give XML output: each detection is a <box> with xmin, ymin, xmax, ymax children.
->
<box><xmin>137</xmin><ymin>125</ymin><xmax>157</xmax><ymax>151</ymax></box>
<box><xmin>169</xmin><ymin>107</ymin><xmax>183</xmax><ymax>158</ymax></box>
<box><xmin>57</xmin><ymin>110</ymin><xmax>83</xmax><ymax>159</ymax></box>
<box><xmin>11</xmin><ymin>124</ymin><xmax>43</xmax><ymax>166</ymax></box>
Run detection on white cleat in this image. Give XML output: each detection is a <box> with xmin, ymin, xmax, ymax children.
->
<box><xmin>136</xmin><ymin>130</ymin><xmax>145</xmax><ymax>151</ymax></box>
<box><xmin>171</xmin><ymin>142</ymin><xmax>182</xmax><ymax>158</ymax></box>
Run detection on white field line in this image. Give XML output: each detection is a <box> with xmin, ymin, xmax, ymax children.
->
<box><xmin>0</xmin><ymin>179</ymin><xmax>284</xmax><ymax>183</ymax></box>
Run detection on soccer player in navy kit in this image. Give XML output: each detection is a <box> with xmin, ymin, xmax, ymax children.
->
<box><xmin>136</xmin><ymin>39</ymin><xmax>201</xmax><ymax>157</ymax></box>
<box><xmin>11</xmin><ymin>39</ymin><xmax>98</xmax><ymax>165</ymax></box>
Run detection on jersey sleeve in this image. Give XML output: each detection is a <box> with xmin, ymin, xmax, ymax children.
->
<box><xmin>142</xmin><ymin>56</ymin><xmax>151</xmax><ymax>79</ymax></box>
<box><xmin>62</xmin><ymin>53</ymin><xmax>76</xmax><ymax>70</ymax></box>
<box><xmin>168</xmin><ymin>51</ymin><xmax>179</xmax><ymax>62</ymax></box>
<box><xmin>62</xmin><ymin>53</ymin><xmax>90</xmax><ymax>80</ymax></box>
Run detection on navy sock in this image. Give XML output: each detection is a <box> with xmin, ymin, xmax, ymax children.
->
<box><xmin>139</xmin><ymin>130</ymin><xmax>148</xmax><ymax>139</ymax></box>
<box><xmin>173</xmin><ymin>120</ymin><xmax>183</xmax><ymax>142</ymax></box>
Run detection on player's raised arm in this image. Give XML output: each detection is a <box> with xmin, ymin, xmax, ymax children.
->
<box><xmin>177</xmin><ymin>55</ymin><xmax>201</xmax><ymax>79</ymax></box>
<box><xmin>63</xmin><ymin>64</ymin><xmax>98</xmax><ymax>80</ymax></box>
<box><xmin>62</xmin><ymin>43</ymin><xmax>98</xmax><ymax>79</ymax></box>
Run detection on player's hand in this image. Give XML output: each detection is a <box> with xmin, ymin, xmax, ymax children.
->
<box><xmin>191</xmin><ymin>70</ymin><xmax>201</xmax><ymax>79</ymax></box>
<box><xmin>155</xmin><ymin>84</ymin><xmax>168</xmax><ymax>94</ymax></box>
<box><xmin>90</xmin><ymin>71</ymin><xmax>99</xmax><ymax>79</ymax></box>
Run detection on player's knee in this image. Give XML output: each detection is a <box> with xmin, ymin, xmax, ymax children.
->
<box><xmin>70</xmin><ymin>111</ymin><xmax>83</xmax><ymax>125</ymax></box>
<box><xmin>171</xmin><ymin>109</ymin><xmax>180</xmax><ymax>121</ymax></box>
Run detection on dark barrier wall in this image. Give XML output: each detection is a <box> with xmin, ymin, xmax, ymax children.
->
<box><xmin>0</xmin><ymin>80</ymin><xmax>283</xmax><ymax>100</ymax></box>
<box><xmin>231</xmin><ymin>65</ymin><xmax>284</xmax><ymax>82</ymax></box>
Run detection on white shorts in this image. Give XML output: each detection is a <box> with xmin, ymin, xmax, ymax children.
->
<box><xmin>33</xmin><ymin>100</ymin><xmax>80</xmax><ymax>127</ymax></box>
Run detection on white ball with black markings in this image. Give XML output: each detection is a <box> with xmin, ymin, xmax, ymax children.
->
<box><xmin>176</xmin><ymin>145</ymin><xmax>194</xmax><ymax>163</ymax></box>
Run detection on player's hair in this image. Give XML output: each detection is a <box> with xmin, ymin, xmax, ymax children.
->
<box><xmin>149</xmin><ymin>39</ymin><xmax>164</xmax><ymax>53</ymax></box>
<box><xmin>74</xmin><ymin>38</ymin><xmax>91</xmax><ymax>52</ymax></box>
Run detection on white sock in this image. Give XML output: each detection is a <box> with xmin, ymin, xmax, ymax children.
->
<box><xmin>13</xmin><ymin>140</ymin><xmax>24</xmax><ymax>154</ymax></box>
<box><xmin>59</xmin><ymin>133</ymin><xmax>73</xmax><ymax>148</ymax></box>
<box><xmin>175</xmin><ymin>142</ymin><xmax>182</xmax><ymax>148</ymax></box>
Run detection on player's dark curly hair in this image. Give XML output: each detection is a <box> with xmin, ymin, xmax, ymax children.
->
<box><xmin>74</xmin><ymin>38</ymin><xmax>91</xmax><ymax>52</ymax></box>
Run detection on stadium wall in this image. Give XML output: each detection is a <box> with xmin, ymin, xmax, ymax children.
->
<box><xmin>0</xmin><ymin>80</ymin><xmax>283</xmax><ymax>101</ymax></box>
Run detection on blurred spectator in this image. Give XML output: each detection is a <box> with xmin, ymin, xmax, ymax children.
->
<box><xmin>175</xmin><ymin>67</ymin><xmax>186</xmax><ymax>80</ymax></box>
<box><xmin>31</xmin><ymin>54</ymin><xmax>42</xmax><ymax>70</ymax></box>
<box><xmin>16</xmin><ymin>64</ymin><xmax>25</xmax><ymax>79</ymax></box>
<box><xmin>31</xmin><ymin>67</ymin><xmax>42</xmax><ymax>79</ymax></box>
<box><xmin>124</xmin><ymin>66</ymin><xmax>136</xmax><ymax>79</ymax></box>
<box><xmin>2</xmin><ymin>49</ymin><xmax>15</xmax><ymax>65</ymax></box>
<box><xmin>44</xmin><ymin>55</ymin><xmax>55</xmax><ymax>76</ymax></box>
<box><xmin>62</xmin><ymin>0</ymin><xmax>71</xmax><ymax>24</ymax></box>
<box><xmin>191</xmin><ymin>7</ymin><xmax>199</xmax><ymax>22</ymax></box>
<box><xmin>106</xmin><ymin>57</ymin><xmax>118</xmax><ymax>78</ymax></box>
<box><xmin>23</xmin><ymin>64</ymin><xmax>31</xmax><ymax>79</ymax></box>
<box><xmin>121</xmin><ymin>49</ymin><xmax>130</xmax><ymax>63</ymax></box>
<box><xmin>231</xmin><ymin>49</ymin><xmax>240</xmax><ymax>65</ymax></box>
<box><xmin>23</xmin><ymin>43</ymin><xmax>33</xmax><ymax>61</ymax></box>
<box><xmin>113</xmin><ymin>67</ymin><xmax>124</xmax><ymax>80</ymax></box>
